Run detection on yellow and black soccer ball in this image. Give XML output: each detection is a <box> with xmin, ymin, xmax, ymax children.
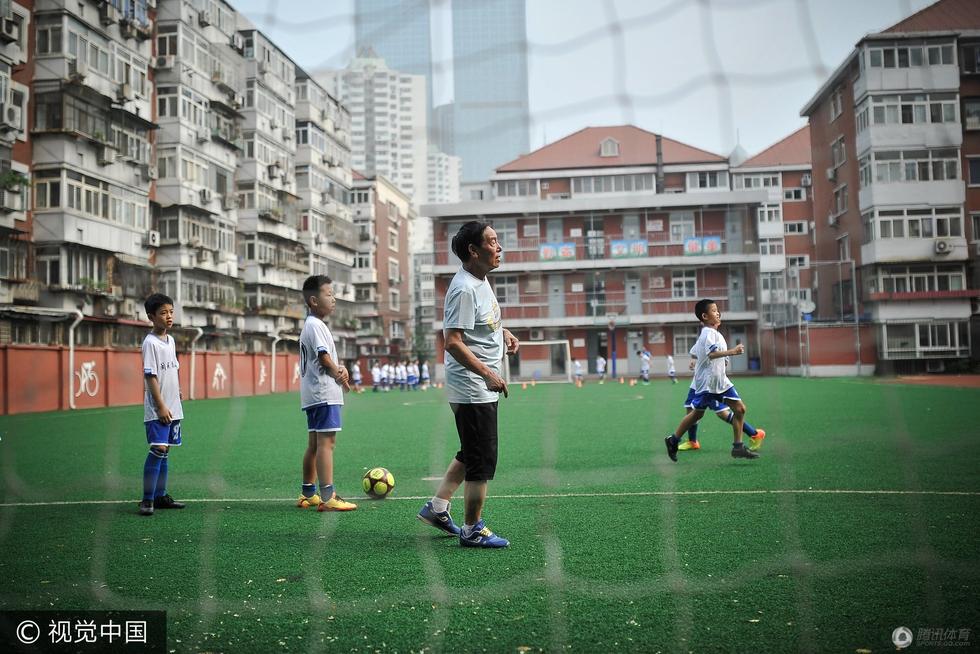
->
<box><xmin>362</xmin><ymin>467</ymin><xmax>395</xmax><ymax>499</ymax></box>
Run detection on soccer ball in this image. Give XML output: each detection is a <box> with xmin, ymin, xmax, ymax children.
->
<box><xmin>362</xmin><ymin>467</ymin><xmax>395</xmax><ymax>499</ymax></box>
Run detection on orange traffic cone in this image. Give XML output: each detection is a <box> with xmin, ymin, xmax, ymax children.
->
<box><xmin>619</xmin><ymin>377</ymin><xmax>625</xmax><ymax>384</ymax></box>
<box><xmin>522</xmin><ymin>382</ymin><xmax>527</xmax><ymax>390</ymax></box>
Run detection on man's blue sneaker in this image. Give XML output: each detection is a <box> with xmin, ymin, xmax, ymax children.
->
<box><xmin>417</xmin><ymin>501</ymin><xmax>461</xmax><ymax>535</ymax></box>
<box><xmin>459</xmin><ymin>519</ymin><xmax>509</xmax><ymax>548</ymax></box>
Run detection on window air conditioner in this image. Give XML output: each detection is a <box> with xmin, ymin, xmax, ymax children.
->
<box><xmin>0</xmin><ymin>103</ymin><xmax>21</xmax><ymax>131</ymax></box>
<box><xmin>0</xmin><ymin>17</ymin><xmax>20</xmax><ymax>42</ymax></box>
<box><xmin>198</xmin><ymin>10</ymin><xmax>212</xmax><ymax>27</ymax></box>
<box><xmin>801</xmin><ymin>173</ymin><xmax>812</xmax><ymax>187</ymax></box>
<box><xmin>934</xmin><ymin>239</ymin><xmax>953</xmax><ymax>255</ymax></box>
<box><xmin>145</xmin><ymin>230</ymin><xmax>161</xmax><ymax>247</ymax></box>
<box><xmin>529</xmin><ymin>329</ymin><xmax>545</xmax><ymax>341</ymax></box>
<box><xmin>200</xmin><ymin>188</ymin><xmax>213</xmax><ymax>204</ymax></box>
<box><xmin>826</xmin><ymin>166</ymin><xmax>836</xmax><ymax>182</ymax></box>
<box><xmin>155</xmin><ymin>55</ymin><xmax>174</xmax><ymax>71</ymax></box>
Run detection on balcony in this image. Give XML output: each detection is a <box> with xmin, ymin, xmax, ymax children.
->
<box><xmin>854</xmin><ymin>65</ymin><xmax>960</xmax><ymax>101</ymax></box>
<box><xmin>861</xmin><ymin>237</ymin><xmax>968</xmax><ymax>265</ymax></box>
<box><xmin>435</xmin><ymin>286</ymin><xmax>755</xmax><ymax>327</ymax></box>
<box><xmin>858</xmin><ymin>180</ymin><xmax>964</xmax><ymax>211</ymax></box>
<box><xmin>856</xmin><ymin>122</ymin><xmax>961</xmax><ymax>156</ymax></box>
<box><xmin>352</xmin><ymin>269</ymin><xmax>378</xmax><ymax>284</ymax></box>
<box><xmin>867</xmin><ymin>289</ymin><xmax>979</xmax><ymax>302</ymax></box>
<box><xmin>433</xmin><ymin>231</ymin><xmax>757</xmax><ymax>272</ymax></box>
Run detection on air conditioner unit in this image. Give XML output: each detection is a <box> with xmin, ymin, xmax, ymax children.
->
<box><xmin>98</xmin><ymin>145</ymin><xmax>116</xmax><ymax>166</ymax></box>
<box><xmin>232</xmin><ymin>93</ymin><xmax>244</xmax><ymax>109</ymax></box>
<box><xmin>0</xmin><ymin>103</ymin><xmax>21</xmax><ymax>131</ymax></box>
<box><xmin>222</xmin><ymin>194</ymin><xmax>237</xmax><ymax>210</ymax></box>
<box><xmin>314</xmin><ymin>233</ymin><xmax>324</xmax><ymax>245</ymax></box>
<box><xmin>207</xmin><ymin>313</ymin><xmax>221</xmax><ymax>327</ymax></box>
<box><xmin>99</xmin><ymin>3</ymin><xmax>119</xmax><ymax>26</ymax></box>
<box><xmin>231</xmin><ymin>33</ymin><xmax>245</xmax><ymax>53</ymax></box>
<box><xmin>934</xmin><ymin>239</ymin><xmax>953</xmax><ymax>255</ymax></box>
<box><xmin>144</xmin><ymin>164</ymin><xmax>158</xmax><ymax>180</ymax></box>
<box><xmin>281</xmin><ymin>127</ymin><xmax>292</xmax><ymax>141</ymax></box>
<box><xmin>198</xmin><ymin>10</ymin><xmax>212</xmax><ymax>27</ymax></box>
<box><xmin>258</xmin><ymin>61</ymin><xmax>269</xmax><ymax>75</ymax></box>
<box><xmin>828</xmin><ymin>212</ymin><xmax>839</xmax><ymax>228</ymax></box>
<box><xmin>104</xmin><ymin>302</ymin><xmax>118</xmax><ymax>317</ymax></box>
<box><xmin>189</xmin><ymin>236</ymin><xmax>202</xmax><ymax>248</ymax></box>
<box><xmin>269</xmin><ymin>118</ymin><xmax>279</xmax><ymax>130</ymax></box>
<box><xmin>321</xmin><ymin>154</ymin><xmax>331</xmax><ymax>166</ymax></box>
<box><xmin>121</xmin><ymin>299</ymin><xmax>139</xmax><ymax>317</ymax></box>
<box><xmin>826</xmin><ymin>166</ymin><xmax>836</xmax><ymax>182</ymax></box>
<box><xmin>801</xmin><ymin>173</ymin><xmax>812</xmax><ymax>187</ymax></box>
<box><xmin>321</xmin><ymin>192</ymin><xmax>331</xmax><ymax>205</ymax></box>
<box><xmin>197</xmin><ymin>249</ymin><xmax>213</xmax><ymax>264</ymax></box>
<box><xmin>200</xmin><ymin>188</ymin><xmax>213</xmax><ymax>204</ymax></box>
<box><xmin>0</xmin><ymin>17</ymin><xmax>19</xmax><ymax>42</ymax></box>
<box><xmin>120</xmin><ymin>20</ymin><xmax>136</xmax><ymax>39</ymax></box>
<box><xmin>154</xmin><ymin>55</ymin><xmax>174</xmax><ymax>71</ymax></box>
<box><xmin>197</xmin><ymin>130</ymin><xmax>210</xmax><ymax>143</ymax></box>
<box><xmin>145</xmin><ymin>230</ymin><xmax>161</xmax><ymax>247</ymax></box>
<box><xmin>117</xmin><ymin>82</ymin><xmax>133</xmax><ymax>101</ymax></box>
<box><xmin>529</xmin><ymin>328</ymin><xmax>545</xmax><ymax>341</ymax></box>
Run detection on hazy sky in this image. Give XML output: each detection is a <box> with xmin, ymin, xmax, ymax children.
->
<box><xmin>232</xmin><ymin>0</ymin><xmax>932</xmax><ymax>159</ymax></box>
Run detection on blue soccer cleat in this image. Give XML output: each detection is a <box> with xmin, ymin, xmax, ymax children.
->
<box><xmin>459</xmin><ymin>519</ymin><xmax>509</xmax><ymax>548</ymax></box>
<box><xmin>417</xmin><ymin>501</ymin><xmax>461</xmax><ymax>535</ymax></box>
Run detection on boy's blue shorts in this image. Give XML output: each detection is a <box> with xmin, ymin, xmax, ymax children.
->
<box><xmin>145</xmin><ymin>419</ymin><xmax>182</xmax><ymax>446</ymax></box>
<box><xmin>683</xmin><ymin>388</ymin><xmax>729</xmax><ymax>413</ymax></box>
<box><xmin>689</xmin><ymin>387</ymin><xmax>740</xmax><ymax>412</ymax></box>
<box><xmin>306</xmin><ymin>403</ymin><xmax>342</xmax><ymax>432</ymax></box>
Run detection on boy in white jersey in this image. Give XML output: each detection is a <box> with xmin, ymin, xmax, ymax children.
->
<box><xmin>596</xmin><ymin>354</ymin><xmax>607</xmax><ymax>383</ymax></box>
<box><xmin>351</xmin><ymin>360</ymin><xmax>363</xmax><ymax>393</ymax></box>
<box><xmin>667</xmin><ymin>355</ymin><xmax>677</xmax><ymax>384</ymax></box>
<box><xmin>664</xmin><ymin>299</ymin><xmax>758</xmax><ymax>462</ymax></box>
<box><xmin>296</xmin><ymin>275</ymin><xmax>357</xmax><ymax>512</ymax></box>
<box><xmin>371</xmin><ymin>361</ymin><xmax>382</xmax><ymax>392</ymax></box>
<box><xmin>637</xmin><ymin>349</ymin><xmax>652</xmax><ymax>384</ymax></box>
<box><xmin>138</xmin><ymin>293</ymin><xmax>186</xmax><ymax>516</ymax></box>
<box><xmin>420</xmin><ymin>360</ymin><xmax>430</xmax><ymax>389</ymax></box>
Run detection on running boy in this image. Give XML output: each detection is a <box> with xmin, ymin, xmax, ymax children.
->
<box><xmin>139</xmin><ymin>293</ymin><xmax>186</xmax><ymax>516</ymax></box>
<box><xmin>297</xmin><ymin>275</ymin><xmax>357</xmax><ymax>511</ymax></box>
<box><xmin>664</xmin><ymin>299</ymin><xmax>758</xmax><ymax>461</ymax></box>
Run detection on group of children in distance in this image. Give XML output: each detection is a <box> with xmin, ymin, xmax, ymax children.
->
<box><xmin>138</xmin><ymin>284</ymin><xmax>763</xmax><ymax>518</ymax></box>
<box><xmin>369</xmin><ymin>359</ymin><xmax>430</xmax><ymax>392</ymax></box>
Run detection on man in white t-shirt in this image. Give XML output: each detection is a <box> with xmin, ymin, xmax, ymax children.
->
<box><xmin>596</xmin><ymin>354</ymin><xmax>607</xmax><ymax>383</ymax></box>
<box><xmin>417</xmin><ymin>221</ymin><xmax>519</xmax><ymax>548</ymax></box>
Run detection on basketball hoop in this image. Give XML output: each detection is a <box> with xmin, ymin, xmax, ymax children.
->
<box><xmin>607</xmin><ymin>314</ymin><xmax>617</xmax><ymax>331</ymax></box>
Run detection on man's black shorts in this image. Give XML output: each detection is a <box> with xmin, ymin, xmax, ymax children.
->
<box><xmin>451</xmin><ymin>402</ymin><xmax>498</xmax><ymax>481</ymax></box>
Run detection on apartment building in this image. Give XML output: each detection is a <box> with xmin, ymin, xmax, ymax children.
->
<box><xmin>423</xmin><ymin>125</ymin><xmax>767</xmax><ymax>380</ymax></box>
<box><xmin>351</xmin><ymin>170</ymin><xmax>413</xmax><ymax>362</ymax></box>
<box><xmin>802</xmin><ymin>0</ymin><xmax>979</xmax><ymax>372</ymax></box>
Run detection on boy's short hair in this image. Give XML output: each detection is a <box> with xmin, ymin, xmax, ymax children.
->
<box><xmin>451</xmin><ymin>221</ymin><xmax>491</xmax><ymax>262</ymax></box>
<box><xmin>694</xmin><ymin>298</ymin><xmax>715</xmax><ymax>322</ymax></box>
<box><xmin>144</xmin><ymin>293</ymin><xmax>174</xmax><ymax>317</ymax></box>
<box><xmin>302</xmin><ymin>274</ymin><xmax>333</xmax><ymax>305</ymax></box>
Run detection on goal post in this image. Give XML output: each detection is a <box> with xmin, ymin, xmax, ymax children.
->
<box><xmin>502</xmin><ymin>339</ymin><xmax>573</xmax><ymax>384</ymax></box>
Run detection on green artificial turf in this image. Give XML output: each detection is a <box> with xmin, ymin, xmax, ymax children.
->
<box><xmin>1</xmin><ymin>378</ymin><xmax>978</xmax><ymax>652</ymax></box>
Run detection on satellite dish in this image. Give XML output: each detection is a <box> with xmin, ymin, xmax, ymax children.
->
<box><xmin>800</xmin><ymin>300</ymin><xmax>816</xmax><ymax>314</ymax></box>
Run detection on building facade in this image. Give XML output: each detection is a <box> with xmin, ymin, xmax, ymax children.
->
<box><xmin>801</xmin><ymin>0</ymin><xmax>979</xmax><ymax>372</ymax></box>
<box><xmin>351</xmin><ymin>170</ymin><xmax>413</xmax><ymax>363</ymax></box>
<box><xmin>423</xmin><ymin>125</ymin><xmax>766</xmax><ymax>381</ymax></box>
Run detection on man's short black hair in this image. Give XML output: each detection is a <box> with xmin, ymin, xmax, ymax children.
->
<box><xmin>302</xmin><ymin>275</ymin><xmax>333</xmax><ymax>304</ymax></box>
<box><xmin>451</xmin><ymin>221</ymin><xmax>492</xmax><ymax>262</ymax></box>
<box><xmin>144</xmin><ymin>293</ymin><xmax>174</xmax><ymax>317</ymax></box>
<box><xmin>694</xmin><ymin>298</ymin><xmax>715</xmax><ymax>322</ymax></box>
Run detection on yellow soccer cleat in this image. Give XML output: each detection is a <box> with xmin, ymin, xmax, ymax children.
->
<box><xmin>317</xmin><ymin>494</ymin><xmax>358</xmax><ymax>512</ymax></box>
<box><xmin>748</xmin><ymin>429</ymin><xmax>766</xmax><ymax>452</ymax></box>
<box><xmin>296</xmin><ymin>493</ymin><xmax>323</xmax><ymax>509</ymax></box>
<box><xmin>678</xmin><ymin>440</ymin><xmax>700</xmax><ymax>451</ymax></box>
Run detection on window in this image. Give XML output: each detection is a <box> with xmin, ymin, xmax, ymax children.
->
<box><xmin>389</xmin><ymin>289</ymin><xmax>399</xmax><ymax>311</ymax></box>
<box><xmin>831</xmin><ymin>136</ymin><xmax>846</xmax><ymax>168</ymax></box>
<box><xmin>600</xmin><ymin>138</ymin><xmax>620</xmax><ymax>157</ymax></box>
<box><xmin>494</xmin><ymin>179</ymin><xmax>538</xmax><ymax>197</ymax></box>
<box><xmin>969</xmin><ymin>158</ymin><xmax>980</xmax><ymax>186</ymax></box>
<box><xmin>830</xmin><ymin>88</ymin><xmax>844</xmax><ymax>121</ymax></box>
<box><xmin>838</xmin><ymin>234</ymin><xmax>850</xmax><ymax>261</ymax></box>
<box><xmin>760</xmin><ymin>238</ymin><xmax>784</xmax><ymax>255</ymax></box>
<box><xmin>833</xmin><ymin>185</ymin><xmax>848</xmax><ymax>215</ymax></box>
<box><xmin>572</xmin><ymin>174</ymin><xmax>653</xmax><ymax>194</ymax></box>
<box><xmin>784</xmin><ymin>221</ymin><xmax>808</xmax><ymax>235</ymax></box>
<box><xmin>783</xmin><ymin>188</ymin><xmax>805</xmax><ymax>201</ymax></box>
<box><xmin>869</xmin><ymin>44</ymin><xmax>952</xmax><ymax>70</ymax></box>
<box><xmin>972</xmin><ymin>213</ymin><xmax>980</xmax><ymax>241</ymax></box>
<box><xmin>687</xmin><ymin>170</ymin><xmax>728</xmax><ymax>190</ymax></box>
<box><xmin>491</xmin><ymin>220</ymin><xmax>518</xmax><ymax>250</ymax></box>
<box><xmin>673</xmin><ymin>326</ymin><xmax>699</xmax><ymax>355</ymax></box>
<box><xmin>965</xmin><ymin>99</ymin><xmax>980</xmax><ymax>130</ymax></box>
<box><xmin>868</xmin><ymin>149</ymin><xmax>960</xmax><ymax>184</ymax></box>
<box><xmin>495</xmin><ymin>275</ymin><xmax>519</xmax><ymax>305</ymax></box>
<box><xmin>387</xmin><ymin>258</ymin><xmax>399</xmax><ymax>282</ymax></box>
<box><xmin>669</xmin><ymin>212</ymin><xmax>695</xmax><ymax>242</ymax></box>
<box><xmin>870</xmin><ymin>93</ymin><xmax>957</xmax><ymax>125</ymax></box>
<box><xmin>388</xmin><ymin>227</ymin><xmax>398</xmax><ymax>250</ymax></box>
<box><xmin>962</xmin><ymin>44</ymin><xmax>980</xmax><ymax>74</ymax></box>
<box><xmin>671</xmin><ymin>270</ymin><xmax>697</xmax><ymax>299</ymax></box>
<box><xmin>787</xmin><ymin>255</ymin><xmax>809</xmax><ymax>269</ymax></box>
<box><xmin>761</xmin><ymin>272</ymin><xmax>785</xmax><ymax>291</ymax></box>
<box><xmin>758</xmin><ymin>204</ymin><xmax>781</xmax><ymax>223</ymax></box>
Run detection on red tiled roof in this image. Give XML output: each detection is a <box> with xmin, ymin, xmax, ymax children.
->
<box><xmin>495</xmin><ymin>125</ymin><xmax>725</xmax><ymax>173</ymax></box>
<box><xmin>882</xmin><ymin>0</ymin><xmax>980</xmax><ymax>33</ymax></box>
<box><xmin>352</xmin><ymin>169</ymin><xmax>367</xmax><ymax>180</ymax></box>
<box><xmin>740</xmin><ymin>125</ymin><xmax>811</xmax><ymax>168</ymax></box>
